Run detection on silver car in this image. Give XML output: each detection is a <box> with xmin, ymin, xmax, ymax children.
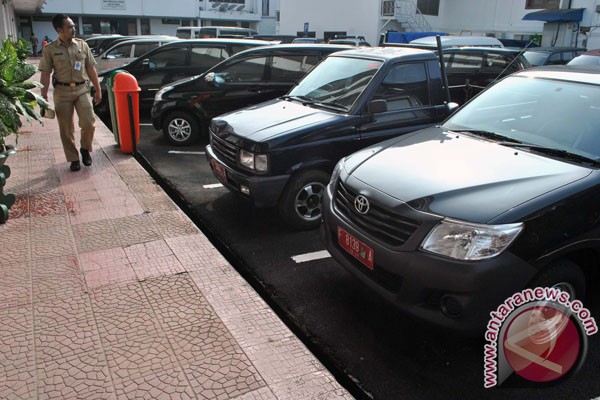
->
<box><xmin>96</xmin><ymin>36</ymin><xmax>178</xmax><ymax>73</ymax></box>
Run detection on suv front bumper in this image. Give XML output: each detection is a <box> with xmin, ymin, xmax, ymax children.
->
<box><xmin>321</xmin><ymin>182</ymin><xmax>537</xmax><ymax>333</ymax></box>
<box><xmin>205</xmin><ymin>144</ymin><xmax>290</xmax><ymax>208</ymax></box>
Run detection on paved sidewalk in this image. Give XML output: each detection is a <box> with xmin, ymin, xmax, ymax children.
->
<box><xmin>0</xmin><ymin>64</ymin><xmax>352</xmax><ymax>399</ymax></box>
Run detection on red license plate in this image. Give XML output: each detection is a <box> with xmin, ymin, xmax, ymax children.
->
<box><xmin>210</xmin><ymin>159</ymin><xmax>227</xmax><ymax>183</ymax></box>
<box><xmin>337</xmin><ymin>226</ymin><xmax>374</xmax><ymax>270</ymax></box>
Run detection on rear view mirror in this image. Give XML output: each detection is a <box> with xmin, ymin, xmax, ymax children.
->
<box><xmin>368</xmin><ymin>99</ymin><xmax>387</xmax><ymax>114</ymax></box>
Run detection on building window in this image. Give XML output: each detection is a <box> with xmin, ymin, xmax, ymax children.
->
<box><xmin>525</xmin><ymin>0</ymin><xmax>559</xmax><ymax>10</ymax></box>
<box><xmin>262</xmin><ymin>0</ymin><xmax>269</xmax><ymax>16</ymax></box>
<box><xmin>141</xmin><ymin>18</ymin><xmax>150</xmax><ymax>34</ymax></box>
<box><xmin>162</xmin><ymin>19</ymin><xmax>181</xmax><ymax>25</ymax></box>
<box><xmin>417</xmin><ymin>0</ymin><xmax>439</xmax><ymax>16</ymax></box>
<box><xmin>382</xmin><ymin>1</ymin><xmax>395</xmax><ymax>17</ymax></box>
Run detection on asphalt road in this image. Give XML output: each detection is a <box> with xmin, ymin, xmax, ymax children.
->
<box><xmin>129</xmin><ymin>118</ymin><xmax>600</xmax><ymax>400</ymax></box>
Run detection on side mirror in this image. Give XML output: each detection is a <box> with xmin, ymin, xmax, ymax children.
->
<box><xmin>143</xmin><ymin>59</ymin><xmax>157</xmax><ymax>69</ymax></box>
<box><xmin>205</xmin><ymin>72</ymin><xmax>224</xmax><ymax>86</ymax></box>
<box><xmin>446</xmin><ymin>102</ymin><xmax>460</xmax><ymax>116</ymax></box>
<box><xmin>368</xmin><ymin>99</ymin><xmax>387</xmax><ymax>114</ymax></box>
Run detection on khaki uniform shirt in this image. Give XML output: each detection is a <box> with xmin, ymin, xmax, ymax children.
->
<box><xmin>39</xmin><ymin>38</ymin><xmax>96</xmax><ymax>84</ymax></box>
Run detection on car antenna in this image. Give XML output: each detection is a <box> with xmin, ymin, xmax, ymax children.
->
<box><xmin>436</xmin><ymin>35</ymin><xmax>452</xmax><ymax>104</ymax></box>
<box><xmin>490</xmin><ymin>39</ymin><xmax>537</xmax><ymax>85</ymax></box>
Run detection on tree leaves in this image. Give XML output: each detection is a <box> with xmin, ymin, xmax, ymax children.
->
<box><xmin>0</xmin><ymin>38</ymin><xmax>45</xmax><ymax>148</ymax></box>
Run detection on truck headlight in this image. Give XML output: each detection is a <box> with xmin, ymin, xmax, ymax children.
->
<box><xmin>239</xmin><ymin>150</ymin><xmax>268</xmax><ymax>172</ymax></box>
<box><xmin>421</xmin><ymin>219</ymin><xmax>523</xmax><ymax>260</ymax></box>
<box><xmin>154</xmin><ymin>85</ymin><xmax>173</xmax><ymax>102</ymax></box>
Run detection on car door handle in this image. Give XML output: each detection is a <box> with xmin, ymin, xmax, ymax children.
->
<box><xmin>248</xmin><ymin>86</ymin><xmax>262</xmax><ymax>93</ymax></box>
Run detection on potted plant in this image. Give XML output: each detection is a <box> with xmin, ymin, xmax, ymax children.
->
<box><xmin>0</xmin><ymin>37</ymin><xmax>48</xmax><ymax>223</ymax></box>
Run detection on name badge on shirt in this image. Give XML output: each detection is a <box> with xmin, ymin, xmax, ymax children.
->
<box><xmin>74</xmin><ymin>61</ymin><xmax>82</xmax><ymax>71</ymax></box>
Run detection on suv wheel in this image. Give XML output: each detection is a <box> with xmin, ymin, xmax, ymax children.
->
<box><xmin>528</xmin><ymin>259</ymin><xmax>586</xmax><ymax>301</ymax></box>
<box><xmin>162</xmin><ymin>111</ymin><xmax>202</xmax><ymax>146</ymax></box>
<box><xmin>279</xmin><ymin>169</ymin><xmax>329</xmax><ymax>230</ymax></box>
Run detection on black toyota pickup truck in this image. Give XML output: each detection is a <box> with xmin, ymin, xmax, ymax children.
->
<box><xmin>206</xmin><ymin>47</ymin><xmax>461</xmax><ymax>229</ymax></box>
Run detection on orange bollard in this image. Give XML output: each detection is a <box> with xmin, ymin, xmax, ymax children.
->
<box><xmin>112</xmin><ymin>72</ymin><xmax>141</xmax><ymax>154</ymax></box>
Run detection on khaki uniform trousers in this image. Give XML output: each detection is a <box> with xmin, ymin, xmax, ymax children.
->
<box><xmin>54</xmin><ymin>84</ymin><xmax>96</xmax><ymax>162</ymax></box>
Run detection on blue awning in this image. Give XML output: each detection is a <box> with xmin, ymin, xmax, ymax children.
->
<box><xmin>522</xmin><ymin>8</ymin><xmax>584</xmax><ymax>22</ymax></box>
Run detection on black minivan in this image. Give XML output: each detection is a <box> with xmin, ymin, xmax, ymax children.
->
<box><xmin>322</xmin><ymin>66</ymin><xmax>600</xmax><ymax>332</ymax></box>
<box><xmin>151</xmin><ymin>44</ymin><xmax>351</xmax><ymax>145</ymax></box>
<box><xmin>95</xmin><ymin>39</ymin><xmax>270</xmax><ymax>118</ymax></box>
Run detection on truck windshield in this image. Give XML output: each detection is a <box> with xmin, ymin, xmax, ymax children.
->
<box><xmin>288</xmin><ymin>57</ymin><xmax>382</xmax><ymax>110</ymax></box>
<box><xmin>444</xmin><ymin>76</ymin><xmax>600</xmax><ymax>161</ymax></box>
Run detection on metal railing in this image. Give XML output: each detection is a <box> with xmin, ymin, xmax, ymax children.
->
<box><xmin>383</xmin><ymin>0</ymin><xmax>432</xmax><ymax>32</ymax></box>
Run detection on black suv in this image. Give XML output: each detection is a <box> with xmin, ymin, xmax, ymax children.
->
<box><xmin>322</xmin><ymin>66</ymin><xmax>600</xmax><ymax>332</ymax></box>
<box><xmin>94</xmin><ymin>39</ymin><xmax>270</xmax><ymax>118</ymax></box>
<box><xmin>151</xmin><ymin>44</ymin><xmax>351</xmax><ymax>145</ymax></box>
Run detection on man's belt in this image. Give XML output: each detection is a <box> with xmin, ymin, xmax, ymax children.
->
<box><xmin>55</xmin><ymin>81</ymin><xmax>85</xmax><ymax>87</ymax></box>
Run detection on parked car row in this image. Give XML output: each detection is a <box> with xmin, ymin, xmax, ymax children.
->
<box><xmin>204</xmin><ymin>55</ymin><xmax>600</xmax><ymax>333</ymax></box>
<box><xmin>94</xmin><ymin>38</ymin><xmax>272</xmax><ymax>118</ymax></box>
<box><xmin>151</xmin><ymin>43</ymin><xmax>351</xmax><ymax>145</ymax></box>
<box><xmin>94</xmin><ymin>34</ymin><xmax>600</xmax><ymax>334</ymax></box>
<box><xmin>194</xmin><ymin>42</ymin><xmax>598</xmax><ymax>334</ymax></box>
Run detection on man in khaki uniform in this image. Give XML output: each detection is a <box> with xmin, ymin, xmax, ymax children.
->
<box><xmin>39</xmin><ymin>14</ymin><xmax>102</xmax><ymax>171</ymax></box>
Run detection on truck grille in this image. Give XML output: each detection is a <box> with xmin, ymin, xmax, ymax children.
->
<box><xmin>210</xmin><ymin>131</ymin><xmax>238</xmax><ymax>165</ymax></box>
<box><xmin>335</xmin><ymin>181</ymin><xmax>420</xmax><ymax>247</ymax></box>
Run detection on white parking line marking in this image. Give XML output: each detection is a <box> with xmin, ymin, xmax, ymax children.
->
<box><xmin>203</xmin><ymin>183</ymin><xmax>224</xmax><ymax>189</ymax></box>
<box><xmin>168</xmin><ymin>151</ymin><xmax>206</xmax><ymax>155</ymax></box>
<box><xmin>291</xmin><ymin>250</ymin><xmax>331</xmax><ymax>263</ymax></box>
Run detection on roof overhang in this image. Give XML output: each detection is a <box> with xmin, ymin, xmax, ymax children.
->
<box><xmin>522</xmin><ymin>8</ymin><xmax>584</xmax><ymax>23</ymax></box>
<box><xmin>12</xmin><ymin>0</ymin><xmax>46</xmax><ymax>15</ymax></box>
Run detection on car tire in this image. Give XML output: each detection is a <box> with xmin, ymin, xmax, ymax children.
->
<box><xmin>527</xmin><ymin>258</ymin><xmax>586</xmax><ymax>301</ymax></box>
<box><xmin>278</xmin><ymin>169</ymin><xmax>329</xmax><ymax>230</ymax></box>
<box><xmin>162</xmin><ymin>111</ymin><xmax>202</xmax><ymax>146</ymax></box>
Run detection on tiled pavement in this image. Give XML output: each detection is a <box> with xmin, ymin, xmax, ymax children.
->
<box><xmin>0</xmin><ymin>64</ymin><xmax>353</xmax><ymax>399</ymax></box>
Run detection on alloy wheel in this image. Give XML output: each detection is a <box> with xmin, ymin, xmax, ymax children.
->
<box><xmin>168</xmin><ymin>118</ymin><xmax>192</xmax><ymax>142</ymax></box>
<box><xmin>294</xmin><ymin>182</ymin><xmax>326</xmax><ymax>221</ymax></box>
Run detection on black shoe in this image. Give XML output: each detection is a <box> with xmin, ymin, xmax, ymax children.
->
<box><xmin>80</xmin><ymin>148</ymin><xmax>92</xmax><ymax>166</ymax></box>
<box><xmin>70</xmin><ymin>161</ymin><xmax>81</xmax><ymax>171</ymax></box>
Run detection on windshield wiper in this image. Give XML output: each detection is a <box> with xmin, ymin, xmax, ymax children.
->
<box><xmin>449</xmin><ymin>129</ymin><xmax>520</xmax><ymax>143</ymax></box>
<box><xmin>499</xmin><ymin>142</ymin><xmax>600</xmax><ymax>166</ymax></box>
<box><xmin>281</xmin><ymin>95</ymin><xmax>315</xmax><ymax>105</ymax></box>
<box><xmin>312</xmin><ymin>101</ymin><xmax>349</xmax><ymax>112</ymax></box>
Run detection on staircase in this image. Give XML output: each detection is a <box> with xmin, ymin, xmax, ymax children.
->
<box><xmin>388</xmin><ymin>0</ymin><xmax>432</xmax><ymax>32</ymax></box>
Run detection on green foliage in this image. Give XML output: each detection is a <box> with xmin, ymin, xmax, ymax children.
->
<box><xmin>0</xmin><ymin>38</ymin><xmax>47</xmax><ymax>150</ymax></box>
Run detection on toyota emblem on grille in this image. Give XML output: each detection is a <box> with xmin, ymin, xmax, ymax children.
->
<box><xmin>354</xmin><ymin>195</ymin><xmax>370</xmax><ymax>215</ymax></box>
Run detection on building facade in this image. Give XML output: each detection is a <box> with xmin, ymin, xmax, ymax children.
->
<box><xmin>2</xmin><ymin>0</ymin><xmax>45</xmax><ymax>41</ymax></box>
<box><xmin>279</xmin><ymin>0</ymin><xmax>600</xmax><ymax>49</ymax></box>
<box><xmin>15</xmin><ymin>0</ymin><xmax>279</xmax><ymax>43</ymax></box>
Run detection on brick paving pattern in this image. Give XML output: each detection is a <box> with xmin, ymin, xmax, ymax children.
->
<box><xmin>0</xmin><ymin>65</ymin><xmax>353</xmax><ymax>399</ymax></box>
